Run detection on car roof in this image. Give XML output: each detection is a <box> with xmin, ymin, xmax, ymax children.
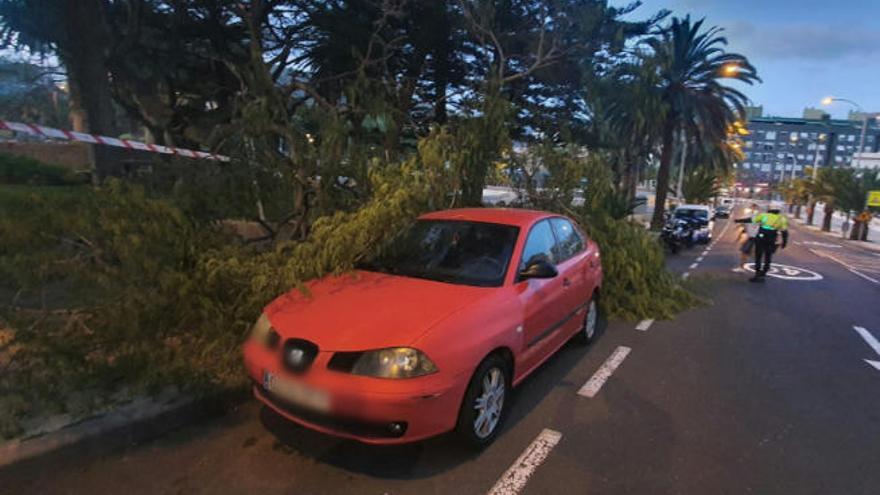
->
<box><xmin>419</xmin><ymin>208</ymin><xmax>554</xmax><ymax>228</ymax></box>
<box><xmin>676</xmin><ymin>204</ymin><xmax>710</xmax><ymax>211</ymax></box>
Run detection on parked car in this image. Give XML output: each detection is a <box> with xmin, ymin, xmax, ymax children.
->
<box><xmin>672</xmin><ymin>204</ymin><xmax>714</xmax><ymax>244</ymax></box>
<box><xmin>243</xmin><ymin>208</ymin><xmax>603</xmax><ymax>447</ymax></box>
<box><xmin>714</xmin><ymin>205</ymin><xmax>731</xmax><ymax>218</ymax></box>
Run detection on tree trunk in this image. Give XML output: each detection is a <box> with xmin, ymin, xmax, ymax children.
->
<box><xmin>849</xmin><ymin>220</ymin><xmax>862</xmax><ymax>240</ymax></box>
<box><xmin>650</xmin><ymin>122</ymin><xmax>675</xmax><ymax>230</ymax></box>
<box><xmin>861</xmin><ymin>221</ymin><xmax>869</xmax><ymax>241</ymax></box>
<box><xmin>794</xmin><ymin>203</ymin><xmax>802</xmax><ymax>219</ymax></box>
<box><xmin>821</xmin><ymin>208</ymin><xmax>834</xmax><ymax>232</ymax></box>
<box><xmin>806</xmin><ymin>200</ymin><xmax>817</xmax><ymax>225</ymax></box>
<box><xmin>63</xmin><ymin>0</ymin><xmax>118</xmax><ymax>180</ymax></box>
<box><xmin>430</xmin><ymin>4</ymin><xmax>451</xmax><ymax>125</ymax></box>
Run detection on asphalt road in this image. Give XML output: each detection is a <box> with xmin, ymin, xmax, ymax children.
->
<box><xmin>3</xmin><ymin>209</ymin><xmax>879</xmax><ymax>495</ymax></box>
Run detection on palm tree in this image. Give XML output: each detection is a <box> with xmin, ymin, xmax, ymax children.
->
<box><xmin>843</xmin><ymin>171</ymin><xmax>880</xmax><ymax>240</ymax></box>
<box><xmin>593</xmin><ymin>61</ymin><xmax>666</xmax><ymax>200</ymax></box>
<box><xmin>681</xmin><ymin>166</ymin><xmax>720</xmax><ymax>204</ymax></box>
<box><xmin>812</xmin><ymin>168</ymin><xmax>853</xmax><ymax>232</ymax></box>
<box><xmin>646</xmin><ymin>16</ymin><xmax>759</xmax><ymax>230</ymax></box>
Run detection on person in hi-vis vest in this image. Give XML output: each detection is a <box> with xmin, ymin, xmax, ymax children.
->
<box><xmin>735</xmin><ymin>208</ymin><xmax>789</xmax><ymax>282</ymax></box>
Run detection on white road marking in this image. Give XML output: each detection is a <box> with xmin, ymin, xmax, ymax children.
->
<box><xmin>578</xmin><ymin>346</ymin><xmax>631</xmax><ymax>398</ymax></box>
<box><xmin>848</xmin><ymin>270</ymin><xmax>880</xmax><ymax>284</ymax></box>
<box><xmin>635</xmin><ymin>319</ymin><xmax>654</xmax><ymax>331</ymax></box>
<box><xmin>866</xmin><ymin>360</ymin><xmax>880</xmax><ymax>371</ymax></box>
<box><xmin>853</xmin><ymin>326</ymin><xmax>880</xmax><ymax>357</ymax></box>
<box><xmin>800</xmin><ymin>241</ymin><xmax>842</xmax><ymax>248</ymax></box>
<box><xmin>742</xmin><ymin>263</ymin><xmax>823</xmax><ymax>281</ymax></box>
<box><xmin>682</xmin><ymin>272</ymin><xmax>690</xmax><ymax>279</ymax></box>
<box><xmin>689</xmin><ymin>262</ymin><xmax>699</xmax><ymax>269</ymax></box>
<box><xmin>809</xmin><ymin>249</ymin><xmax>880</xmax><ymax>285</ymax></box>
<box><xmin>487</xmin><ymin>429</ymin><xmax>562</xmax><ymax>495</ymax></box>
<box><xmin>696</xmin><ymin>256</ymin><xmax>704</xmax><ymax>262</ymax></box>
<box><xmin>702</xmin><ymin>250</ymin><xmax>710</xmax><ymax>256</ymax></box>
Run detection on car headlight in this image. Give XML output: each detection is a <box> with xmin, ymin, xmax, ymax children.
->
<box><xmin>250</xmin><ymin>313</ymin><xmax>280</xmax><ymax>349</ymax></box>
<box><xmin>348</xmin><ymin>347</ymin><xmax>437</xmax><ymax>379</ymax></box>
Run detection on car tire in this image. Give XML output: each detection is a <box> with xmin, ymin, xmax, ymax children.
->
<box><xmin>573</xmin><ymin>296</ymin><xmax>599</xmax><ymax>345</ymax></box>
<box><xmin>455</xmin><ymin>354</ymin><xmax>510</xmax><ymax>449</ymax></box>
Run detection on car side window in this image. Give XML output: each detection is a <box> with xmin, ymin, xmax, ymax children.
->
<box><xmin>550</xmin><ymin>218</ymin><xmax>584</xmax><ymax>263</ymax></box>
<box><xmin>519</xmin><ymin>220</ymin><xmax>556</xmax><ymax>271</ymax></box>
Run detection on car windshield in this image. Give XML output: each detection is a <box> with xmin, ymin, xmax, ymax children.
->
<box><xmin>675</xmin><ymin>208</ymin><xmax>709</xmax><ymax>220</ymax></box>
<box><xmin>358</xmin><ymin>220</ymin><xmax>519</xmax><ymax>287</ymax></box>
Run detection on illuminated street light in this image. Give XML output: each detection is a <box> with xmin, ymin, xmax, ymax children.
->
<box><xmin>822</xmin><ymin>96</ymin><xmax>876</xmax><ymax>173</ymax></box>
<box><xmin>722</xmin><ymin>64</ymin><xmax>739</xmax><ymax>77</ymax></box>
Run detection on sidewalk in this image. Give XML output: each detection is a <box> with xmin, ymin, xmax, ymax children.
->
<box><xmin>811</xmin><ymin>203</ymin><xmax>880</xmax><ymax>243</ymax></box>
<box><xmin>793</xmin><ymin>212</ymin><xmax>880</xmax><ymax>254</ymax></box>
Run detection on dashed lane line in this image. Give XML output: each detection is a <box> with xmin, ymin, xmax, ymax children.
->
<box><xmin>689</xmin><ymin>262</ymin><xmax>699</xmax><ymax>269</ymax></box>
<box><xmin>487</xmin><ymin>429</ymin><xmax>563</xmax><ymax>495</ymax></box>
<box><xmin>635</xmin><ymin>319</ymin><xmax>654</xmax><ymax>332</ymax></box>
<box><xmin>578</xmin><ymin>346</ymin><xmax>632</xmax><ymax>398</ymax></box>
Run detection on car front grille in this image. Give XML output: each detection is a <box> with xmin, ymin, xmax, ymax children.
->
<box><xmin>254</xmin><ymin>384</ymin><xmax>406</xmax><ymax>439</ymax></box>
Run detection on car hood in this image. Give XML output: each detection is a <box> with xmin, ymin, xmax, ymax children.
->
<box><xmin>265</xmin><ymin>270</ymin><xmax>494</xmax><ymax>351</ymax></box>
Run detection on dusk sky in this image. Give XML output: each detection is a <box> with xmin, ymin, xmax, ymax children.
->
<box><xmin>616</xmin><ymin>0</ymin><xmax>880</xmax><ymax>119</ymax></box>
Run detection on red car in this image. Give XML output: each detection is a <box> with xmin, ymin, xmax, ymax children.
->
<box><xmin>243</xmin><ymin>208</ymin><xmax>603</xmax><ymax>447</ymax></box>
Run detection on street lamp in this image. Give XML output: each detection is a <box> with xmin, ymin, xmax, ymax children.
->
<box><xmin>721</xmin><ymin>63</ymin><xmax>739</xmax><ymax>77</ymax></box>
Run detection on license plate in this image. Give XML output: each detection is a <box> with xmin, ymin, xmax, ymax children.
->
<box><xmin>263</xmin><ymin>371</ymin><xmax>330</xmax><ymax>413</ymax></box>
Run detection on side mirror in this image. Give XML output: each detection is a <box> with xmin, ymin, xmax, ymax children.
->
<box><xmin>519</xmin><ymin>259</ymin><xmax>558</xmax><ymax>280</ymax></box>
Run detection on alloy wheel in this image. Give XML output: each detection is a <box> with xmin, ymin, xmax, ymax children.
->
<box><xmin>473</xmin><ymin>367</ymin><xmax>505</xmax><ymax>439</ymax></box>
<box><xmin>585</xmin><ymin>300</ymin><xmax>597</xmax><ymax>340</ymax></box>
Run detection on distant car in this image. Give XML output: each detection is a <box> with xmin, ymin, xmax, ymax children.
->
<box><xmin>714</xmin><ymin>205</ymin><xmax>731</xmax><ymax>218</ymax></box>
<box><xmin>673</xmin><ymin>204</ymin><xmax>714</xmax><ymax>243</ymax></box>
<box><xmin>243</xmin><ymin>208</ymin><xmax>603</xmax><ymax>447</ymax></box>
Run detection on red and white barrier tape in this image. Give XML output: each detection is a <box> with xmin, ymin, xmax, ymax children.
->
<box><xmin>0</xmin><ymin>120</ymin><xmax>229</xmax><ymax>162</ymax></box>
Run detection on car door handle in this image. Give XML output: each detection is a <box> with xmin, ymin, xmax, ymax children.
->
<box><xmin>562</xmin><ymin>278</ymin><xmax>572</xmax><ymax>287</ymax></box>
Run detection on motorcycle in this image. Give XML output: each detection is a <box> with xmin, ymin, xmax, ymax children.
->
<box><xmin>660</xmin><ymin>217</ymin><xmax>695</xmax><ymax>254</ymax></box>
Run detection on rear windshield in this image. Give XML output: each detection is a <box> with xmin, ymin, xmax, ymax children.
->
<box><xmin>674</xmin><ymin>208</ymin><xmax>709</xmax><ymax>220</ymax></box>
<box><xmin>358</xmin><ymin>220</ymin><xmax>520</xmax><ymax>287</ymax></box>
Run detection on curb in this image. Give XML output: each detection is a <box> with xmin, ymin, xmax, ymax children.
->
<box><xmin>0</xmin><ymin>388</ymin><xmax>246</xmax><ymax>471</ymax></box>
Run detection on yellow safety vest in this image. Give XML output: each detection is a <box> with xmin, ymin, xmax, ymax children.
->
<box><xmin>753</xmin><ymin>212</ymin><xmax>788</xmax><ymax>231</ymax></box>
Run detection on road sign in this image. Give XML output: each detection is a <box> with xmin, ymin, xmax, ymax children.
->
<box><xmin>868</xmin><ymin>190</ymin><xmax>880</xmax><ymax>207</ymax></box>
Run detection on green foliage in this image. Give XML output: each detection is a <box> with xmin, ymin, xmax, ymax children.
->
<box><xmin>580</xmin><ymin>215</ymin><xmax>699</xmax><ymax>320</ymax></box>
<box><xmin>681</xmin><ymin>167</ymin><xmax>720</xmax><ymax>204</ymax></box>
<box><xmin>451</xmin><ymin>93</ymin><xmax>511</xmax><ymax>206</ymax></box>
<box><xmin>0</xmin><ymin>129</ymin><xmax>455</xmax><ymax>440</ymax></box>
<box><xmin>645</xmin><ymin>15</ymin><xmax>760</xmax><ymax>229</ymax></box>
<box><xmin>0</xmin><ymin>153</ymin><xmax>86</xmax><ymax>185</ymax></box>
<box><xmin>507</xmin><ymin>147</ymin><xmax>698</xmax><ymax>320</ymax></box>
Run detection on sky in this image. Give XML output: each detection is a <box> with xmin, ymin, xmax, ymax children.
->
<box><xmin>613</xmin><ymin>0</ymin><xmax>880</xmax><ymax>119</ymax></box>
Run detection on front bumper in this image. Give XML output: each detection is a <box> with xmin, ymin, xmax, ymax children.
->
<box><xmin>244</xmin><ymin>341</ymin><xmax>467</xmax><ymax>444</ymax></box>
